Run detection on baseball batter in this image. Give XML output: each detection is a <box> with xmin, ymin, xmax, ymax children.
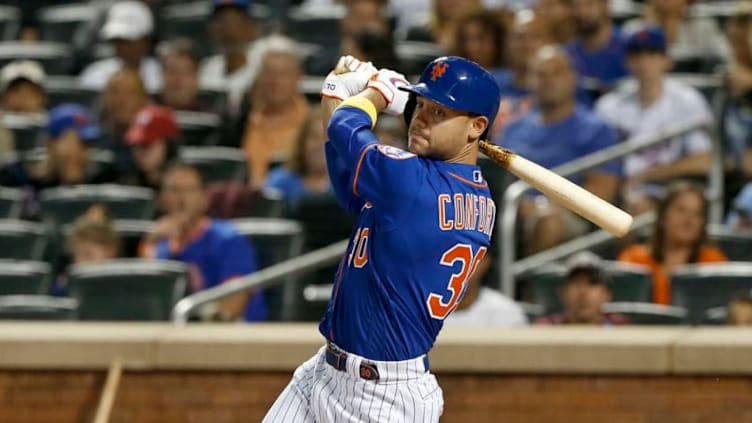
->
<box><xmin>263</xmin><ymin>56</ymin><xmax>501</xmax><ymax>423</ymax></box>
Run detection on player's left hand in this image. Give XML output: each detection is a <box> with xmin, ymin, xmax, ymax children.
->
<box><xmin>321</xmin><ymin>69</ymin><xmax>373</xmax><ymax>101</ymax></box>
<box><xmin>366</xmin><ymin>69</ymin><xmax>410</xmax><ymax>116</ymax></box>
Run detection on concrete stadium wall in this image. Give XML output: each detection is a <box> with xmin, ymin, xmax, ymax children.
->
<box><xmin>0</xmin><ymin>324</ymin><xmax>750</xmax><ymax>423</ymax></box>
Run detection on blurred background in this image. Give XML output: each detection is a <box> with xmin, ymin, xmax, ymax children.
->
<box><xmin>0</xmin><ymin>0</ymin><xmax>750</xmax><ymax>422</ymax></box>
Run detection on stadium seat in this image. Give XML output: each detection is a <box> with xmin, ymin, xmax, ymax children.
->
<box><xmin>602</xmin><ymin>302</ymin><xmax>688</xmax><ymax>325</ymax></box>
<box><xmin>524</xmin><ymin>261</ymin><xmax>653</xmax><ymax>314</ymax></box>
<box><xmin>0</xmin><ymin>41</ymin><xmax>73</xmax><ymax>74</ymax></box>
<box><xmin>67</xmin><ymin>259</ymin><xmax>189</xmax><ymax>321</ymax></box>
<box><xmin>703</xmin><ymin>306</ymin><xmax>727</xmax><ymax>325</ymax></box>
<box><xmin>0</xmin><ymin>295</ymin><xmax>77</xmax><ymax>320</ymax></box>
<box><xmin>0</xmin><ymin>259</ymin><xmax>52</xmax><ymax>295</ymax></box>
<box><xmin>36</xmin><ymin>3</ymin><xmax>96</xmax><ymax>43</ymax></box>
<box><xmin>1</xmin><ymin>113</ymin><xmax>46</xmax><ymax>153</ymax></box>
<box><xmin>0</xmin><ymin>186</ymin><xmax>22</xmax><ymax>219</ymax></box>
<box><xmin>61</xmin><ymin>219</ymin><xmax>154</xmax><ymax>259</ymax></box>
<box><xmin>178</xmin><ymin>146</ymin><xmax>248</xmax><ymax>184</ymax></box>
<box><xmin>0</xmin><ymin>220</ymin><xmax>48</xmax><ymax>260</ymax></box>
<box><xmin>287</xmin><ymin>6</ymin><xmax>344</xmax><ymax>49</ymax></box>
<box><xmin>0</xmin><ymin>5</ymin><xmax>18</xmax><ymax>40</ymax></box>
<box><xmin>196</xmin><ymin>88</ymin><xmax>228</xmax><ymax>113</ymax></box>
<box><xmin>671</xmin><ymin>263</ymin><xmax>752</xmax><ymax>324</ymax></box>
<box><xmin>38</xmin><ymin>184</ymin><xmax>156</xmax><ymax>225</ymax></box>
<box><xmin>175</xmin><ymin>111</ymin><xmax>221</xmax><ymax>146</ymax></box>
<box><xmin>232</xmin><ymin>218</ymin><xmax>305</xmax><ymax>321</ymax></box>
<box><xmin>706</xmin><ymin>224</ymin><xmax>752</xmax><ymax>262</ymax></box>
<box><xmin>159</xmin><ymin>1</ymin><xmax>214</xmax><ymax>59</ymax></box>
<box><xmin>248</xmin><ymin>187</ymin><xmax>285</xmax><ymax>218</ymax></box>
<box><xmin>45</xmin><ymin>75</ymin><xmax>99</xmax><ymax>109</ymax></box>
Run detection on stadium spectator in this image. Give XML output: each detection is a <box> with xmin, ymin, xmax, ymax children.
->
<box><xmin>536</xmin><ymin>251</ymin><xmax>629</xmax><ymax>325</ymax></box>
<box><xmin>725</xmin><ymin>182</ymin><xmax>752</xmax><ymax>231</ymax></box>
<box><xmin>200</xmin><ymin>0</ymin><xmax>261</xmax><ymax>116</ymax></box>
<box><xmin>499</xmin><ymin>45</ymin><xmax>621</xmax><ymax>254</ymax></box>
<box><xmin>406</xmin><ymin>0</ymin><xmax>482</xmax><ymax>49</ymax></box>
<box><xmin>100</xmin><ymin>69</ymin><xmax>151</xmax><ymax>176</ymax></box>
<box><xmin>727</xmin><ymin>297</ymin><xmax>752</xmax><ymax>326</ymax></box>
<box><xmin>157</xmin><ymin>38</ymin><xmax>206</xmax><ymax>112</ymax></box>
<box><xmin>451</xmin><ymin>11</ymin><xmax>506</xmax><ymax>72</ymax></box>
<box><xmin>720</xmin><ymin>8</ymin><xmax>752</xmax><ymax>189</ymax></box>
<box><xmin>623</xmin><ymin>0</ymin><xmax>729</xmax><ymax>72</ymax></box>
<box><xmin>0</xmin><ymin>60</ymin><xmax>47</xmax><ymax>114</ymax></box>
<box><xmin>0</xmin><ymin>104</ymin><xmax>115</xmax><ymax>192</ymax></box>
<box><xmin>265</xmin><ymin>108</ymin><xmax>329</xmax><ymax>211</ymax></box>
<box><xmin>122</xmin><ymin>105</ymin><xmax>180</xmax><ymax>191</ymax></box>
<box><xmin>141</xmin><ymin>162</ymin><xmax>266</xmax><ymax>322</ymax></box>
<box><xmin>51</xmin><ymin>209</ymin><xmax>121</xmax><ymax>296</ymax></box>
<box><xmin>242</xmin><ymin>36</ymin><xmax>308</xmax><ymax>187</ymax></box>
<box><xmin>565</xmin><ymin>0</ymin><xmax>628</xmax><ymax>103</ymax></box>
<box><xmin>79</xmin><ymin>1</ymin><xmax>162</xmax><ymax>91</ymax></box>
<box><xmin>489</xmin><ymin>9</ymin><xmax>547</xmax><ymax>140</ymax></box>
<box><xmin>596</xmin><ymin>25</ymin><xmax>714</xmax><ymax>214</ymax></box>
<box><xmin>347</xmin><ymin>29</ymin><xmax>403</xmax><ymax>74</ymax></box>
<box><xmin>444</xmin><ymin>255</ymin><xmax>528</xmax><ymax>327</ymax></box>
<box><xmin>619</xmin><ymin>181</ymin><xmax>727</xmax><ymax>305</ymax></box>
<box><xmin>535</xmin><ymin>0</ymin><xmax>575</xmax><ymax>44</ymax></box>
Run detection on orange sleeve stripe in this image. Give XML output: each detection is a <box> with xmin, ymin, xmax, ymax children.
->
<box><xmin>352</xmin><ymin>144</ymin><xmax>377</xmax><ymax>197</ymax></box>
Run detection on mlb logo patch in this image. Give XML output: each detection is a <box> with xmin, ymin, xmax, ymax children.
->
<box><xmin>473</xmin><ymin>170</ymin><xmax>483</xmax><ymax>183</ymax></box>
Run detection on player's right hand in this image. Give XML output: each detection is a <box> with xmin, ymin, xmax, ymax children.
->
<box><xmin>366</xmin><ymin>69</ymin><xmax>409</xmax><ymax>116</ymax></box>
<box><xmin>321</xmin><ymin>68</ymin><xmax>376</xmax><ymax>101</ymax></box>
<box><xmin>335</xmin><ymin>55</ymin><xmax>377</xmax><ymax>76</ymax></box>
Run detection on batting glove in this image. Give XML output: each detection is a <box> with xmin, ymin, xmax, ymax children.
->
<box><xmin>366</xmin><ymin>69</ymin><xmax>410</xmax><ymax>115</ymax></box>
<box><xmin>337</xmin><ymin>55</ymin><xmax>377</xmax><ymax>75</ymax></box>
<box><xmin>320</xmin><ymin>70</ymin><xmax>373</xmax><ymax>101</ymax></box>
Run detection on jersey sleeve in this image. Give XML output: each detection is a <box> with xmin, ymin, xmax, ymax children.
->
<box><xmin>325</xmin><ymin>141</ymin><xmax>365</xmax><ymax>213</ymax></box>
<box><xmin>327</xmin><ymin>98</ymin><xmax>426</xmax><ymax>217</ymax></box>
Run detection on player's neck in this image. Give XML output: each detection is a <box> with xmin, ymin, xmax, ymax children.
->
<box><xmin>446</xmin><ymin>144</ymin><xmax>478</xmax><ymax>165</ymax></box>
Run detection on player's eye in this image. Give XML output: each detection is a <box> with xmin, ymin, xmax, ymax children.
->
<box><xmin>432</xmin><ymin>108</ymin><xmax>444</xmax><ymax>119</ymax></box>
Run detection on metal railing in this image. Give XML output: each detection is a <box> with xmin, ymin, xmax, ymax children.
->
<box><xmin>171</xmin><ymin>240</ymin><xmax>348</xmax><ymax>325</ymax></box>
<box><xmin>498</xmin><ymin>118</ymin><xmax>722</xmax><ymax>297</ymax></box>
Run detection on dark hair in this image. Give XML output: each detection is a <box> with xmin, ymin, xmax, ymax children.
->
<box><xmin>286</xmin><ymin>107</ymin><xmax>323</xmax><ymax>176</ymax></box>
<box><xmin>158</xmin><ymin>37</ymin><xmax>200</xmax><ymax>70</ymax></box>
<box><xmin>452</xmin><ymin>11</ymin><xmax>506</xmax><ymax>69</ymax></box>
<box><xmin>162</xmin><ymin>160</ymin><xmax>205</xmax><ymax>189</ymax></box>
<box><xmin>649</xmin><ymin>180</ymin><xmax>708</xmax><ymax>263</ymax></box>
<box><xmin>136</xmin><ymin>140</ymin><xmax>180</xmax><ymax>189</ymax></box>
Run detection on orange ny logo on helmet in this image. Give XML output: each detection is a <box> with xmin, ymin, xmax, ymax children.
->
<box><xmin>430</xmin><ymin>62</ymin><xmax>449</xmax><ymax>81</ymax></box>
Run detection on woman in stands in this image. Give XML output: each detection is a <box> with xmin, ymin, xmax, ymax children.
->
<box><xmin>618</xmin><ymin>181</ymin><xmax>727</xmax><ymax>305</ymax></box>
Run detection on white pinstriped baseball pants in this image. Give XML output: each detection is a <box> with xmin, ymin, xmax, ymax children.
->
<box><xmin>263</xmin><ymin>346</ymin><xmax>443</xmax><ymax>423</ymax></box>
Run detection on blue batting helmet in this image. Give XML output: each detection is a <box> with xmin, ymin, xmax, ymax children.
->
<box><xmin>399</xmin><ymin>56</ymin><xmax>501</xmax><ymax>140</ymax></box>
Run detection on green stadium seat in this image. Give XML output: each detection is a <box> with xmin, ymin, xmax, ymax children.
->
<box><xmin>602</xmin><ymin>302</ymin><xmax>688</xmax><ymax>325</ymax></box>
<box><xmin>175</xmin><ymin>111</ymin><xmax>220</xmax><ymax>146</ymax></box>
<box><xmin>232</xmin><ymin>218</ymin><xmax>305</xmax><ymax>321</ymax></box>
<box><xmin>1</xmin><ymin>113</ymin><xmax>45</xmax><ymax>153</ymax></box>
<box><xmin>0</xmin><ymin>186</ymin><xmax>22</xmax><ymax>218</ymax></box>
<box><xmin>0</xmin><ymin>295</ymin><xmax>77</xmax><ymax>320</ymax></box>
<box><xmin>0</xmin><ymin>220</ymin><xmax>48</xmax><ymax>260</ymax></box>
<box><xmin>179</xmin><ymin>146</ymin><xmax>248</xmax><ymax>184</ymax></box>
<box><xmin>0</xmin><ymin>5</ymin><xmax>18</xmax><ymax>40</ymax></box>
<box><xmin>36</xmin><ymin>3</ymin><xmax>96</xmax><ymax>43</ymax></box>
<box><xmin>45</xmin><ymin>76</ymin><xmax>100</xmax><ymax>109</ymax></box>
<box><xmin>524</xmin><ymin>261</ymin><xmax>653</xmax><ymax>314</ymax></box>
<box><xmin>707</xmin><ymin>224</ymin><xmax>752</xmax><ymax>262</ymax></box>
<box><xmin>671</xmin><ymin>263</ymin><xmax>752</xmax><ymax>324</ymax></box>
<box><xmin>0</xmin><ymin>41</ymin><xmax>73</xmax><ymax>74</ymax></box>
<box><xmin>67</xmin><ymin>259</ymin><xmax>189</xmax><ymax>321</ymax></box>
<box><xmin>0</xmin><ymin>259</ymin><xmax>51</xmax><ymax>295</ymax></box>
<box><xmin>38</xmin><ymin>184</ymin><xmax>156</xmax><ymax>225</ymax></box>
<box><xmin>703</xmin><ymin>306</ymin><xmax>727</xmax><ymax>325</ymax></box>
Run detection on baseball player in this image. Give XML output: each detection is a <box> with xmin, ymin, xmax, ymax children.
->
<box><xmin>263</xmin><ymin>56</ymin><xmax>501</xmax><ymax>423</ymax></box>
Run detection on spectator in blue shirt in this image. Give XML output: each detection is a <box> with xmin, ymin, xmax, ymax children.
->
<box><xmin>142</xmin><ymin>162</ymin><xmax>266</xmax><ymax>322</ymax></box>
<box><xmin>265</xmin><ymin>107</ymin><xmax>331</xmax><ymax>212</ymax></box>
<box><xmin>499</xmin><ymin>45</ymin><xmax>622</xmax><ymax>254</ymax></box>
<box><xmin>566</xmin><ymin>0</ymin><xmax>628</xmax><ymax>105</ymax></box>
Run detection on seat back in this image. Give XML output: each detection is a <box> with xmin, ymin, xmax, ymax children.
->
<box><xmin>707</xmin><ymin>224</ymin><xmax>752</xmax><ymax>261</ymax></box>
<box><xmin>45</xmin><ymin>75</ymin><xmax>100</xmax><ymax>109</ymax></box>
<box><xmin>0</xmin><ymin>186</ymin><xmax>22</xmax><ymax>218</ymax></box>
<box><xmin>0</xmin><ymin>220</ymin><xmax>48</xmax><ymax>260</ymax></box>
<box><xmin>232</xmin><ymin>218</ymin><xmax>304</xmax><ymax>321</ymax></box>
<box><xmin>0</xmin><ymin>41</ymin><xmax>73</xmax><ymax>74</ymax></box>
<box><xmin>602</xmin><ymin>302</ymin><xmax>688</xmax><ymax>325</ymax></box>
<box><xmin>67</xmin><ymin>259</ymin><xmax>189</xmax><ymax>321</ymax></box>
<box><xmin>39</xmin><ymin>184</ymin><xmax>156</xmax><ymax>225</ymax></box>
<box><xmin>524</xmin><ymin>261</ymin><xmax>653</xmax><ymax>314</ymax></box>
<box><xmin>179</xmin><ymin>146</ymin><xmax>248</xmax><ymax>184</ymax></box>
<box><xmin>0</xmin><ymin>295</ymin><xmax>77</xmax><ymax>320</ymax></box>
<box><xmin>36</xmin><ymin>3</ymin><xmax>97</xmax><ymax>43</ymax></box>
<box><xmin>175</xmin><ymin>111</ymin><xmax>220</xmax><ymax>146</ymax></box>
<box><xmin>671</xmin><ymin>263</ymin><xmax>752</xmax><ymax>324</ymax></box>
<box><xmin>0</xmin><ymin>5</ymin><xmax>18</xmax><ymax>40</ymax></box>
<box><xmin>159</xmin><ymin>1</ymin><xmax>214</xmax><ymax>59</ymax></box>
<box><xmin>1</xmin><ymin>113</ymin><xmax>46</xmax><ymax>153</ymax></box>
<box><xmin>0</xmin><ymin>259</ymin><xmax>51</xmax><ymax>295</ymax></box>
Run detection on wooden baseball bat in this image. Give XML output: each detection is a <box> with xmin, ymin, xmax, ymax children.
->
<box><xmin>92</xmin><ymin>359</ymin><xmax>123</xmax><ymax>423</ymax></box>
<box><xmin>479</xmin><ymin>140</ymin><xmax>633</xmax><ymax>237</ymax></box>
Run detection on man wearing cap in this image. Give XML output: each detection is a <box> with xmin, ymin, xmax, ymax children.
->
<box><xmin>0</xmin><ymin>103</ymin><xmax>116</xmax><ymax>192</ymax></box>
<box><xmin>535</xmin><ymin>251</ymin><xmax>629</xmax><ymax>325</ymax></box>
<box><xmin>200</xmin><ymin>0</ymin><xmax>261</xmax><ymax>115</ymax></box>
<box><xmin>596</xmin><ymin>25</ymin><xmax>714</xmax><ymax>213</ymax></box>
<box><xmin>79</xmin><ymin>1</ymin><xmax>162</xmax><ymax>91</ymax></box>
<box><xmin>0</xmin><ymin>60</ymin><xmax>47</xmax><ymax>114</ymax></box>
<box><xmin>122</xmin><ymin>105</ymin><xmax>180</xmax><ymax>190</ymax></box>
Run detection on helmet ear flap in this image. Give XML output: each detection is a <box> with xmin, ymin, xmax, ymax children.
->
<box><xmin>402</xmin><ymin>93</ymin><xmax>417</xmax><ymax>128</ymax></box>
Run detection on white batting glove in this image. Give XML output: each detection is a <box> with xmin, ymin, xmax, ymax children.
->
<box><xmin>321</xmin><ymin>70</ymin><xmax>375</xmax><ymax>101</ymax></box>
<box><xmin>336</xmin><ymin>55</ymin><xmax>378</xmax><ymax>75</ymax></box>
<box><xmin>366</xmin><ymin>69</ymin><xmax>410</xmax><ymax>115</ymax></box>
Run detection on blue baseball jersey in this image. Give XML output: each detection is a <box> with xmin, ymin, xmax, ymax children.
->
<box><xmin>319</xmin><ymin>103</ymin><xmax>495</xmax><ymax>361</ymax></box>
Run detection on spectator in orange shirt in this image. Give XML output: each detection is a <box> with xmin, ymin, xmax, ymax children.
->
<box><xmin>618</xmin><ymin>181</ymin><xmax>727</xmax><ymax>305</ymax></box>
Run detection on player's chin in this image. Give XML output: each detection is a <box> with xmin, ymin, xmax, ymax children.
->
<box><xmin>408</xmin><ymin>135</ymin><xmax>429</xmax><ymax>155</ymax></box>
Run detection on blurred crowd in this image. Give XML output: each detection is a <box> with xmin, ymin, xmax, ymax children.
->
<box><xmin>0</xmin><ymin>0</ymin><xmax>751</xmax><ymax>326</ymax></box>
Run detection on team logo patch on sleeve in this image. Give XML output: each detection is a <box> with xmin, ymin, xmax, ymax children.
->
<box><xmin>376</xmin><ymin>144</ymin><xmax>416</xmax><ymax>160</ymax></box>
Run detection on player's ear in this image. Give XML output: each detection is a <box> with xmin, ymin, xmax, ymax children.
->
<box><xmin>468</xmin><ymin>116</ymin><xmax>488</xmax><ymax>141</ymax></box>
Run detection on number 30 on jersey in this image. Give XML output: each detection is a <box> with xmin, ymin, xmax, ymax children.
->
<box><xmin>427</xmin><ymin>244</ymin><xmax>487</xmax><ymax>320</ymax></box>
